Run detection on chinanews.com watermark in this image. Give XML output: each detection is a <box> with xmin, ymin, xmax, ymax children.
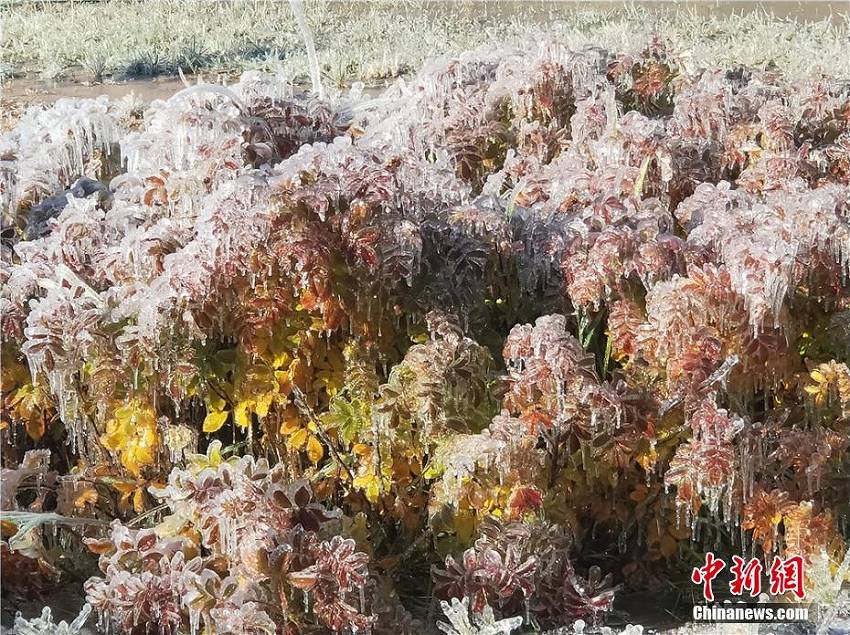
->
<box><xmin>690</xmin><ymin>552</ymin><xmax>814</xmax><ymax>624</ymax></box>
<box><xmin>692</xmin><ymin>603</ymin><xmax>812</xmax><ymax>624</ymax></box>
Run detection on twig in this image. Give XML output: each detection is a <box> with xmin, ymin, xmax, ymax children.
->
<box><xmin>127</xmin><ymin>503</ymin><xmax>169</xmax><ymax>527</ymax></box>
<box><xmin>290</xmin><ymin>386</ymin><xmax>357</xmax><ymax>485</ymax></box>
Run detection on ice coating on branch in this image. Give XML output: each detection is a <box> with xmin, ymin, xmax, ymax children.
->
<box><xmin>1</xmin><ymin>449</ymin><xmax>53</xmax><ymax>510</ymax></box>
<box><xmin>5</xmin><ymin>44</ymin><xmax>847</xmax><ymax>444</ymax></box>
<box><xmin>3</xmin><ymin>76</ymin><xmax>357</xmax><ymax>430</ymax></box>
<box><xmin>664</xmin><ymin>397</ymin><xmax>743</xmax><ymax>523</ymax></box>
<box><xmin>288</xmin><ymin>0</ymin><xmax>324</xmax><ymax>100</ymax></box>
<box><xmin>120</xmin><ymin>85</ymin><xmax>246</xmax><ymax>177</ymax></box>
<box><xmin>13</xmin><ymin>604</ymin><xmax>92</xmax><ymax>635</ymax></box>
<box><xmin>1</xmin><ymin>96</ymin><xmax>121</xmax><ymax>214</ymax></box>
<box><xmin>437</xmin><ymin>597</ymin><xmax>522</xmax><ymax>635</ymax></box>
<box><xmin>683</xmin><ymin>181</ymin><xmax>850</xmax><ymax>330</ymax></box>
<box><xmin>84</xmin><ymin>452</ymin><xmax>409</xmax><ymax>633</ymax></box>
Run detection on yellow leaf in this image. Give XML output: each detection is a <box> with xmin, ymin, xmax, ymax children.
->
<box><xmin>288</xmin><ymin>428</ymin><xmax>309</xmax><ymax>451</ymax></box>
<box><xmin>353</xmin><ymin>473</ymin><xmax>381</xmax><ymax>503</ymax></box>
<box><xmin>352</xmin><ymin>443</ymin><xmax>372</xmax><ymax>457</ymax></box>
<box><xmin>454</xmin><ymin>509</ymin><xmax>476</xmax><ymax>543</ymax></box>
<box><xmin>207</xmin><ymin>394</ymin><xmax>227</xmax><ymax>412</ymax></box>
<box><xmin>306</xmin><ymin>435</ymin><xmax>324</xmax><ymax>464</ymax></box>
<box><xmin>660</xmin><ymin>533</ymin><xmax>678</xmax><ymax>558</ymax></box>
<box><xmin>233</xmin><ymin>401</ymin><xmax>251</xmax><ymax>428</ymax></box>
<box><xmin>272</xmin><ymin>351</ymin><xmax>291</xmax><ymax>370</ymax></box>
<box><xmin>113</xmin><ymin>402</ymin><xmax>135</xmax><ymax>421</ymax></box>
<box><xmin>202</xmin><ymin>410</ymin><xmax>229</xmax><ymax>433</ymax></box>
<box><xmin>25</xmin><ymin>413</ymin><xmax>45</xmax><ymax>441</ymax></box>
<box><xmin>11</xmin><ymin>384</ymin><xmax>37</xmax><ymax>419</ymax></box>
<box><xmin>280</xmin><ymin>415</ymin><xmax>300</xmax><ymax>435</ymax></box>
<box><xmin>0</xmin><ymin>352</ymin><xmax>29</xmax><ymax>392</ymax></box>
<box><xmin>74</xmin><ymin>488</ymin><xmax>98</xmax><ymax>509</ymax></box>
<box><xmin>275</xmin><ymin>369</ymin><xmax>292</xmax><ymax>391</ymax></box>
<box><xmin>112</xmin><ymin>481</ymin><xmax>136</xmax><ymax>496</ymax></box>
<box><xmin>1</xmin><ymin>520</ymin><xmax>19</xmax><ymax>538</ymax></box>
<box><xmin>101</xmin><ymin>400</ymin><xmax>159</xmax><ymax>476</ymax></box>
<box><xmin>423</xmin><ymin>462</ymin><xmax>443</xmax><ymax>480</ymax></box>
<box><xmin>114</xmin><ymin>485</ymin><xmax>134</xmax><ymax>510</ymax></box>
<box><xmin>636</xmin><ymin>445</ymin><xmax>658</xmax><ymax>472</ymax></box>
<box><xmin>207</xmin><ymin>440</ymin><xmax>224</xmax><ymax>466</ymax></box>
<box><xmin>341</xmin><ymin>513</ymin><xmax>371</xmax><ymax>553</ymax></box>
<box><xmin>133</xmin><ymin>488</ymin><xmax>146</xmax><ymax>514</ymax></box>
<box><xmin>188</xmin><ymin>440</ymin><xmax>225</xmax><ymax>471</ymax></box>
<box><xmin>289</xmin><ymin>357</ymin><xmax>307</xmax><ymax>385</ymax></box>
<box><xmin>255</xmin><ymin>393</ymin><xmax>274</xmax><ymax>419</ymax></box>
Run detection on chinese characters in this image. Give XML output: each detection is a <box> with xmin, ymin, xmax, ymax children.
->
<box><xmin>692</xmin><ymin>553</ymin><xmax>805</xmax><ymax>601</ymax></box>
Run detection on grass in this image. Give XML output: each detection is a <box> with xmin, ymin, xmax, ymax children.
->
<box><xmin>0</xmin><ymin>1</ymin><xmax>849</xmax><ymax>89</ymax></box>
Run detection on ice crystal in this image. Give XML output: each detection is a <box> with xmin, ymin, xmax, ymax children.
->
<box><xmin>1</xmin><ymin>97</ymin><xmax>120</xmax><ymax>212</ymax></box>
<box><xmin>13</xmin><ymin>604</ymin><xmax>92</xmax><ymax>635</ymax></box>
<box><xmin>437</xmin><ymin>597</ymin><xmax>522</xmax><ymax>635</ymax></box>
<box><xmin>808</xmin><ymin>549</ymin><xmax>850</xmax><ymax>633</ymax></box>
<box><xmin>1</xmin><ymin>449</ymin><xmax>52</xmax><ymax>510</ymax></box>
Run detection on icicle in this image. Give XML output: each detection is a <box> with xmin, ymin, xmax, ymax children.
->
<box><xmin>289</xmin><ymin>0</ymin><xmax>324</xmax><ymax>100</ymax></box>
<box><xmin>189</xmin><ymin>607</ymin><xmax>200</xmax><ymax>635</ymax></box>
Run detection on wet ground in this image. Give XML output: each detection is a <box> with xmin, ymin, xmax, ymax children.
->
<box><xmin>2</xmin><ymin>74</ymin><xmax>191</xmax><ymax>104</ymax></box>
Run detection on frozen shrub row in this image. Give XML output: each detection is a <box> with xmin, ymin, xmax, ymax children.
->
<box><xmin>2</xmin><ymin>36</ymin><xmax>850</xmax><ymax>633</ymax></box>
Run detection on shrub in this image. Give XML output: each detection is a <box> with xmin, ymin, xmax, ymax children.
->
<box><xmin>2</xmin><ymin>35</ymin><xmax>850</xmax><ymax>633</ymax></box>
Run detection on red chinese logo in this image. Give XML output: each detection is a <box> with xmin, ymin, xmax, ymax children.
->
<box><xmin>692</xmin><ymin>553</ymin><xmax>805</xmax><ymax>601</ymax></box>
<box><xmin>692</xmin><ymin>552</ymin><xmax>725</xmax><ymax>601</ymax></box>
<box><xmin>729</xmin><ymin>556</ymin><xmax>762</xmax><ymax>597</ymax></box>
<box><xmin>769</xmin><ymin>555</ymin><xmax>805</xmax><ymax>600</ymax></box>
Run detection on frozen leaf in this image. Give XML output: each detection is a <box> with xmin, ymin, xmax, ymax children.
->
<box><xmin>202</xmin><ymin>410</ymin><xmax>229</xmax><ymax>433</ymax></box>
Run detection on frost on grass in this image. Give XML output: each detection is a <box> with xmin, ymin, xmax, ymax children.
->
<box><xmin>2</xmin><ymin>2</ymin><xmax>848</xmax><ymax>84</ymax></box>
<box><xmin>2</xmin><ymin>33</ymin><xmax>850</xmax><ymax>634</ymax></box>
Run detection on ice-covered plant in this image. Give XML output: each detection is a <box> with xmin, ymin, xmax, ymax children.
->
<box><xmin>13</xmin><ymin>604</ymin><xmax>92</xmax><ymax>635</ymax></box>
<box><xmin>437</xmin><ymin>597</ymin><xmax>522</xmax><ymax>635</ymax></box>
<box><xmin>83</xmin><ymin>450</ymin><xmax>413</xmax><ymax>633</ymax></box>
<box><xmin>3</xmin><ymin>26</ymin><xmax>850</xmax><ymax>634</ymax></box>
<box><xmin>433</xmin><ymin>517</ymin><xmax>617</xmax><ymax>628</ymax></box>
